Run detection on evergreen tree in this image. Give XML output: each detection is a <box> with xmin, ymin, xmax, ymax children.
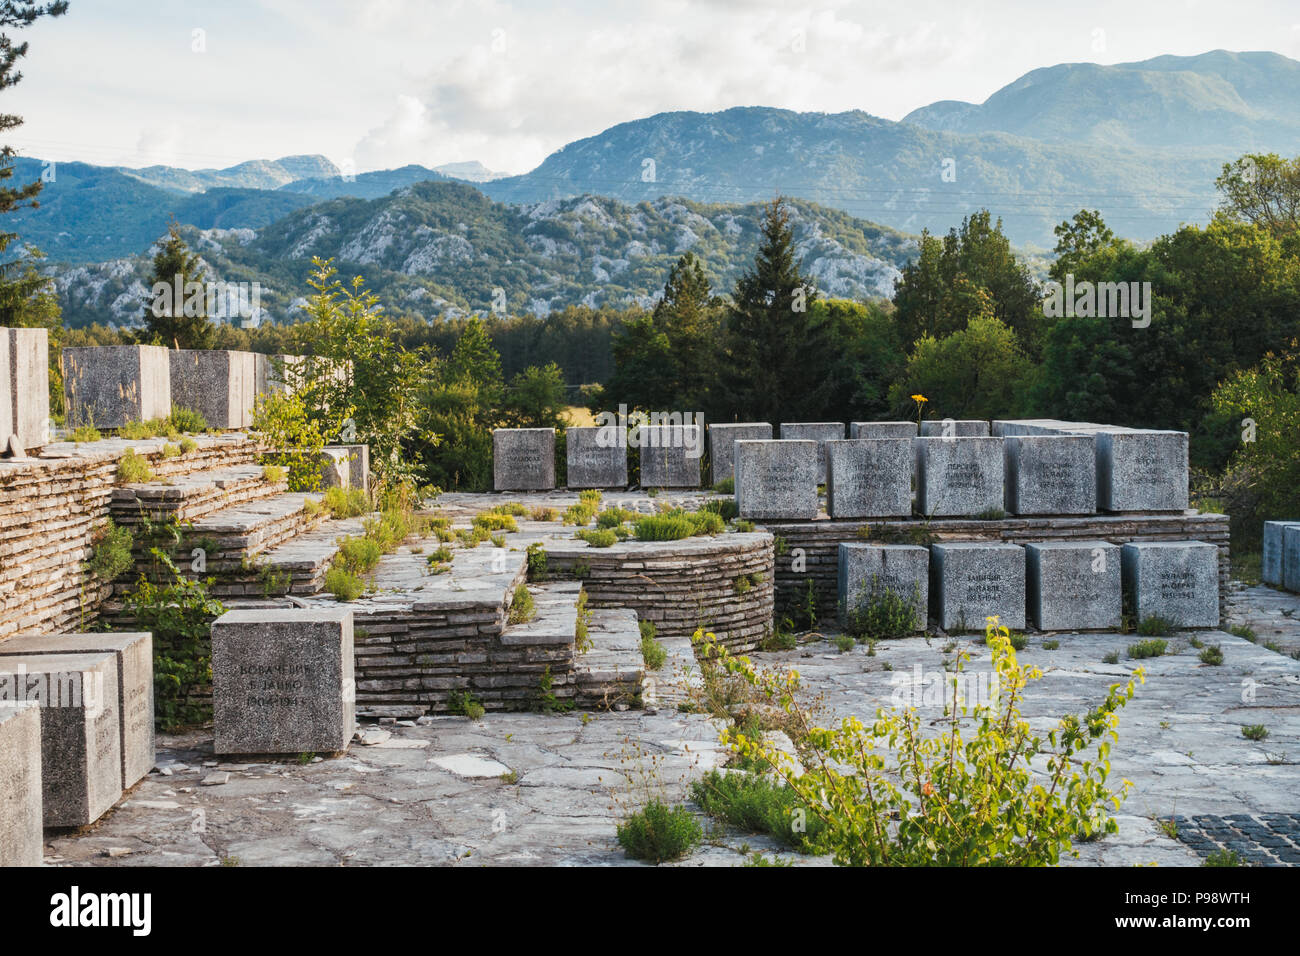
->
<box><xmin>140</xmin><ymin>222</ymin><xmax>215</xmax><ymax>349</ymax></box>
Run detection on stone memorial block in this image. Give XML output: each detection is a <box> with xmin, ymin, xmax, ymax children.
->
<box><xmin>914</xmin><ymin>437</ymin><xmax>1004</xmax><ymax>517</ymax></box>
<box><xmin>1026</xmin><ymin>541</ymin><xmax>1121</xmax><ymax>631</ymax></box>
<box><xmin>62</xmin><ymin>345</ymin><xmax>171</xmax><ymax>429</ymax></box>
<box><xmin>0</xmin><ymin>632</ymin><xmax>154</xmax><ymax>789</ymax></box>
<box><xmin>0</xmin><ymin>704</ymin><xmax>42</xmax><ymax>866</ymax></box>
<box><xmin>825</xmin><ymin>439</ymin><xmax>911</xmax><ymax>518</ymax></box>
<box><xmin>1120</xmin><ymin>541</ymin><xmax>1219</xmax><ymax>628</ymax></box>
<box><xmin>325</xmin><ymin>444</ymin><xmax>370</xmax><ymax>493</ymax></box>
<box><xmin>838</xmin><ymin>543</ymin><xmax>928</xmax><ymax>628</ymax></box>
<box><xmin>1096</xmin><ymin>429</ymin><xmax>1188</xmax><ymax>512</ymax></box>
<box><xmin>707</xmin><ymin>423</ymin><xmax>772</xmax><ymax>485</ymax></box>
<box><xmin>0</xmin><ymin>331</ymin><xmax>10</xmax><ymax>447</ymax></box>
<box><xmin>735</xmin><ymin>440</ymin><xmax>818</xmax><ymax>519</ymax></box>
<box><xmin>0</xmin><ymin>652</ymin><xmax>122</xmax><ymax>827</ymax></box>
<box><xmin>1285</xmin><ymin>526</ymin><xmax>1300</xmax><ymax>594</ymax></box>
<box><xmin>849</xmin><ymin>421</ymin><xmax>917</xmax><ymax>439</ymax></box>
<box><xmin>1004</xmin><ymin>435</ymin><xmax>1096</xmax><ymax>515</ymax></box>
<box><xmin>991</xmin><ymin>419</ymin><xmax>1071</xmax><ymax>437</ymax></box>
<box><xmin>493</xmin><ymin>428</ymin><xmax>556</xmax><ymax>491</ymax></box>
<box><xmin>212</xmin><ymin>607</ymin><xmax>355</xmax><ymax>755</ymax></box>
<box><xmin>779</xmin><ymin>422</ymin><xmax>844</xmax><ymax>482</ymax></box>
<box><xmin>638</xmin><ymin>424</ymin><xmax>702</xmax><ymax>488</ymax></box>
<box><xmin>919</xmin><ymin>419</ymin><xmax>990</xmax><ymax>438</ymax></box>
<box><xmin>8</xmin><ymin>327</ymin><xmax>49</xmax><ymax>451</ymax></box>
<box><xmin>169</xmin><ymin>349</ymin><xmax>256</xmax><ymax>429</ymax></box>
<box><xmin>566</xmin><ymin>426</ymin><xmax>627</xmax><ymax>488</ymax></box>
<box><xmin>930</xmin><ymin>542</ymin><xmax>1026</xmax><ymax>631</ymax></box>
<box><xmin>1263</xmin><ymin>521</ymin><xmax>1300</xmax><ymax>588</ymax></box>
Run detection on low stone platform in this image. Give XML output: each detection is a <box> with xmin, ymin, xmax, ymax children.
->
<box><xmin>112</xmin><ymin>464</ymin><xmax>286</xmax><ymax>527</ymax></box>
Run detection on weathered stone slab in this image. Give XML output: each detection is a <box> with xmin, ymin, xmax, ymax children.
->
<box><xmin>1284</xmin><ymin>526</ymin><xmax>1300</xmax><ymax>594</ymax></box>
<box><xmin>779</xmin><ymin>423</ymin><xmax>844</xmax><ymax>482</ymax></box>
<box><xmin>919</xmin><ymin>419</ymin><xmax>990</xmax><ymax>437</ymax></box>
<box><xmin>1004</xmin><ymin>435</ymin><xmax>1096</xmax><ymax>515</ymax></box>
<box><xmin>169</xmin><ymin>349</ymin><xmax>256</xmax><ymax>429</ymax></box>
<box><xmin>0</xmin><ymin>703</ymin><xmax>42</xmax><ymax>866</ymax></box>
<box><xmin>1026</xmin><ymin>541</ymin><xmax>1122</xmax><ymax>631</ymax></box>
<box><xmin>1096</xmin><ymin>429</ymin><xmax>1189</xmax><ymax>512</ymax></box>
<box><xmin>0</xmin><ymin>632</ymin><xmax>154</xmax><ymax>788</ymax></box>
<box><xmin>849</xmin><ymin>421</ymin><xmax>916</xmax><ymax>439</ymax></box>
<box><xmin>735</xmin><ymin>440</ymin><xmax>818</xmax><ymax>519</ymax></box>
<box><xmin>0</xmin><ymin>652</ymin><xmax>122</xmax><ymax>827</ymax></box>
<box><xmin>0</xmin><ymin>332</ymin><xmax>10</xmax><ymax>448</ymax></box>
<box><xmin>930</xmin><ymin>542</ymin><xmax>1026</xmax><ymax>631</ymax></box>
<box><xmin>914</xmin><ymin>437</ymin><xmax>1004</xmax><ymax>517</ymax></box>
<box><xmin>62</xmin><ymin>345</ymin><xmax>172</xmax><ymax>428</ymax></box>
<box><xmin>566</xmin><ymin>426</ymin><xmax>627</xmax><ymax>488</ymax></box>
<box><xmin>991</xmin><ymin>419</ymin><xmax>1072</xmax><ymax>437</ymax></box>
<box><xmin>707</xmin><ymin>423</ymin><xmax>772</xmax><ymax>485</ymax></box>
<box><xmin>825</xmin><ymin>438</ymin><xmax>911</xmax><ymax>518</ymax></box>
<box><xmin>1120</xmin><ymin>541</ymin><xmax>1219</xmax><ymax>628</ymax></box>
<box><xmin>1261</xmin><ymin>521</ymin><xmax>1300</xmax><ymax>588</ymax></box>
<box><xmin>493</xmin><ymin>428</ymin><xmax>556</xmax><ymax>491</ymax></box>
<box><xmin>638</xmin><ymin>424</ymin><xmax>702</xmax><ymax>488</ymax></box>
<box><xmin>329</xmin><ymin>444</ymin><xmax>370</xmax><ymax>493</ymax></box>
<box><xmin>7</xmin><ymin>327</ymin><xmax>50</xmax><ymax>451</ymax></box>
<box><xmin>837</xmin><ymin>543</ymin><xmax>928</xmax><ymax>628</ymax></box>
<box><xmin>212</xmin><ymin>607</ymin><xmax>355</xmax><ymax>755</ymax></box>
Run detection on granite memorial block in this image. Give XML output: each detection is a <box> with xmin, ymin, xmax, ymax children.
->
<box><xmin>1285</xmin><ymin>526</ymin><xmax>1300</xmax><ymax>594</ymax></box>
<box><xmin>1262</xmin><ymin>521</ymin><xmax>1300</xmax><ymax>588</ymax></box>
<box><xmin>838</xmin><ymin>543</ymin><xmax>929</xmax><ymax>628</ymax></box>
<box><xmin>919</xmin><ymin>419</ymin><xmax>990</xmax><ymax>438</ymax></box>
<box><xmin>825</xmin><ymin>438</ymin><xmax>911</xmax><ymax>518</ymax></box>
<box><xmin>1095</xmin><ymin>429</ymin><xmax>1189</xmax><ymax>512</ymax></box>
<box><xmin>638</xmin><ymin>424</ymin><xmax>702</xmax><ymax>488</ymax></box>
<box><xmin>849</xmin><ymin>421</ymin><xmax>917</xmax><ymax>439</ymax></box>
<box><xmin>734</xmin><ymin>440</ymin><xmax>819</xmax><ymax>519</ymax></box>
<box><xmin>0</xmin><ymin>652</ymin><xmax>122</xmax><ymax>827</ymax></box>
<box><xmin>0</xmin><ymin>704</ymin><xmax>42</xmax><ymax>866</ymax></box>
<box><xmin>493</xmin><ymin>428</ymin><xmax>556</xmax><ymax>491</ymax></box>
<box><xmin>930</xmin><ymin>542</ymin><xmax>1026</xmax><ymax>631</ymax></box>
<box><xmin>1120</xmin><ymin>541</ymin><xmax>1220</xmax><ymax>628</ymax></box>
<box><xmin>62</xmin><ymin>345</ymin><xmax>171</xmax><ymax>429</ymax></box>
<box><xmin>1004</xmin><ymin>435</ymin><xmax>1096</xmax><ymax>515</ymax></box>
<box><xmin>327</xmin><ymin>444</ymin><xmax>370</xmax><ymax>493</ymax></box>
<box><xmin>7</xmin><ymin>327</ymin><xmax>49</xmax><ymax>451</ymax></box>
<box><xmin>779</xmin><ymin>422</ymin><xmax>845</xmax><ymax>482</ymax></box>
<box><xmin>169</xmin><ymin>349</ymin><xmax>256</xmax><ymax>430</ymax></box>
<box><xmin>707</xmin><ymin>423</ymin><xmax>772</xmax><ymax>485</ymax></box>
<box><xmin>1025</xmin><ymin>541</ymin><xmax>1121</xmax><ymax>631</ymax></box>
<box><xmin>0</xmin><ymin>632</ymin><xmax>154</xmax><ymax>789</ymax></box>
<box><xmin>566</xmin><ymin>426</ymin><xmax>627</xmax><ymax>488</ymax></box>
<box><xmin>914</xmin><ymin>437</ymin><xmax>1004</xmax><ymax>516</ymax></box>
<box><xmin>212</xmin><ymin>607</ymin><xmax>355</xmax><ymax>755</ymax></box>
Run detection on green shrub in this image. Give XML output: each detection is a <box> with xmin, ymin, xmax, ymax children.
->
<box><xmin>334</xmin><ymin>535</ymin><xmax>383</xmax><ymax>576</ymax></box>
<box><xmin>1103</xmin><ymin>650</ymin><xmax>1120</xmax><ymax>665</ymax></box>
<box><xmin>530</xmin><ymin>506</ymin><xmax>559</xmax><ymax>522</ymax></box>
<box><xmin>1241</xmin><ymin>724</ymin><xmax>1269</xmax><ymax>741</ymax></box>
<box><xmin>116</xmin><ymin>449</ymin><xmax>154</xmax><ymax>483</ymax></box>
<box><xmin>691</xmin><ymin>770</ymin><xmax>828</xmax><ymax>853</ymax></box>
<box><xmin>575</xmin><ymin>589</ymin><xmax>592</xmax><ymax>653</ymax></box>
<box><xmin>1199</xmin><ymin>645</ymin><xmax>1225</xmax><ymax>665</ymax></box>
<box><xmin>686</xmin><ymin>509</ymin><xmax>726</xmax><ymax>535</ymax></box>
<box><xmin>700</xmin><ymin>498</ymin><xmax>738</xmax><ymax>522</ymax></box>
<box><xmin>616</xmin><ymin>801</ymin><xmax>702</xmax><ymax>863</ymax></box>
<box><xmin>731</xmin><ymin>519</ymin><xmax>755</xmax><ymax>532</ymax></box>
<box><xmin>168</xmin><ymin>405</ymin><xmax>209</xmax><ymax>434</ymax></box>
<box><xmin>160</xmin><ymin>442</ymin><xmax>181</xmax><ymax>459</ymax></box>
<box><xmin>179</xmin><ymin>436</ymin><xmax>198</xmax><ymax>454</ymax></box>
<box><xmin>85</xmin><ymin>520</ymin><xmax>134</xmax><ymax>583</ymax></box>
<box><xmin>633</xmin><ymin>513</ymin><xmax>695</xmax><ymax>542</ymax></box>
<box><xmin>508</xmin><ymin>583</ymin><xmax>535</xmax><ymax>625</ymax></box>
<box><xmin>70</xmin><ymin>424</ymin><xmax>102</xmax><ymax>442</ymax></box>
<box><xmin>1009</xmin><ymin>632</ymin><xmax>1028</xmax><ymax>651</ymax></box>
<box><xmin>576</xmin><ymin>528</ymin><xmax>617</xmax><ymax>548</ymax></box>
<box><xmin>489</xmin><ymin>502</ymin><xmax>529</xmax><ymax>516</ymax></box>
<box><xmin>263</xmin><ymin>464</ymin><xmax>287</xmax><ymax>484</ymax></box>
<box><xmin>597</xmin><ymin>507</ymin><xmax>636</xmax><ymax>528</ymax></box>
<box><xmin>640</xmin><ymin>627</ymin><xmax>668</xmax><ymax>669</ymax></box>
<box><xmin>563</xmin><ymin>501</ymin><xmax>598</xmax><ymax>525</ymax></box>
<box><xmin>711</xmin><ymin>477</ymin><xmax>735</xmax><ymax>495</ymax></box>
<box><xmin>427</xmin><ymin>545</ymin><xmax>453</xmax><ymax>564</ymax></box>
<box><xmin>473</xmin><ymin>511</ymin><xmax>518</xmax><ymax>533</ymax></box>
<box><xmin>449</xmin><ymin>688</ymin><xmax>485</xmax><ymax>720</ymax></box>
<box><xmin>324</xmin><ymin>566</ymin><xmax>365</xmax><ymax>601</ymax></box>
<box><xmin>834</xmin><ymin>634</ymin><xmax>855</xmax><ymax>653</ymax></box>
<box><xmin>322</xmin><ymin>485</ymin><xmax>369</xmax><ymax>519</ymax></box>
<box><xmin>843</xmin><ymin>583</ymin><xmax>922</xmax><ymax>641</ymax></box>
<box><xmin>1042</xmin><ymin>639</ymin><xmax>1060</xmax><ymax>650</ymax></box>
<box><xmin>1137</xmin><ymin>614</ymin><xmax>1176</xmax><ymax>637</ymax></box>
<box><xmin>1128</xmin><ymin>639</ymin><xmax>1168</xmax><ymax>660</ymax></box>
<box><xmin>761</xmin><ymin>627</ymin><xmax>797</xmax><ymax>651</ymax></box>
<box><xmin>117</xmin><ymin>419</ymin><xmax>169</xmax><ymax>440</ymax></box>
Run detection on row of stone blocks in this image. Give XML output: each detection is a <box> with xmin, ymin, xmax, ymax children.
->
<box><xmin>1262</xmin><ymin>521</ymin><xmax>1300</xmax><ymax>592</ymax></box>
<box><xmin>0</xmin><ymin>632</ymin><xmax>154</xmax><ymax>864</ymax></box>
<box><xmin>61</xmin><ymin>345</ymin><xmax>310</xmax><ymax>431</ymax></box>
<box><xmin>838</xmin><ymin>539</ymin><xmax>1221</xmax><ymax>632</ymax></box>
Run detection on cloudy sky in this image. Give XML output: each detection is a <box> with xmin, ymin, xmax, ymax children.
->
<box><xmin>9</xmin><ymin>0</ymin><xmax>1300</xmax><ymax>176</ymax></box>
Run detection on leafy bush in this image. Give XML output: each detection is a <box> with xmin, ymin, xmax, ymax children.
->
<box><xmin>262</xmin><ymin>464</ymin><xmax>287</xmax><ymax>484</ymax></box>
<box><xmin>616</xmin><ymin>801</ymin><xmax>703</xmax><ymax>863</ymax></box>
<box><xmin>324</xmin><ymin>566</ymin><xmax>365</xmax><ymax>601</ymax></box>
<box><xmin>702</xmin><ymin>619</ymin><xmax>1144</xmax><ymax>866</ymax></box>
<box><xmin>322</xmin><ymin>485</ymin><xmax>369</xmax><ymax>518</ymax></box>
<box><xmin>1128</xmin><ymin>639</ymin><xmax>1168</xmax><ymax>659</ymax></box>
<box><xmin>116</xmin><ymin>449</ymin><xmax>154</xmax><ymax>483</ymax></box>
<box><xmin>449</xmin><ymin>688</ymin><xmax>485</xmax><ymax>720</ymax></box>
<box><xmin>85</xmin><ymin>520</ymin><xmax>133</xmax><ymax>583</ymax></box>
<box><xmin>633</xmin><ymin>513</ymin><xmax>695</xmax><ymax>541</ymax></box>
<box><xmin>508</xmin><ymin>583</ymin><xmax>536</xmax><ymax>625</ymax></box>
<box><xmin>843</xmin><ymin>583</ymin><xmax>922</xmax><ymax>641</ymax></box>
<box><xmin>576</xmin><ymin>528</ymin><xmax>617</xmax><ymax>548</ymax></box>
<box><xmin>690</xmin><ymin>770</ymin><xmax>827</xmax><ymax>853</ymax></box>
<box><xmin>70</xmin><ymin>424</ymin><xmax>102</xmax><ymax>442</ymax></box>
<box><xmin>168</xmin><ymin>405</ymin><xmax>209</xmax><ymax>434</ymax></box>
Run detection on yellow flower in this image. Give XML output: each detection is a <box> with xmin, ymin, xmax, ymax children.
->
<box><xmin>911</xmin><ymin>394</ymin><xmax>928</xmax><ymax>403</ymax></box>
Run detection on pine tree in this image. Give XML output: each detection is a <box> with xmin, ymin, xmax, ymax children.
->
<box><xmin>140</xmin><ymin>222</ymin><xmax>215</xmax><ymax>350</ymax></box>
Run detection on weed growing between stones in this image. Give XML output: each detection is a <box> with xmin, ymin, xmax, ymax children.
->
<box><xmin>711</xmin><ymin>477</ymin><xmax>735</xmax><ymax>495</ymax></box>
<box><xmin>449</xmin><ymin>688</ymin><xmax>485</xmax><ymax>720</ymax></box>
<box><xmin>526</xmin><ymin>542</ymin><xmax>548</xmax><ymax>579</ymax></box>
<box><xmin>639</xmin><ymin>620</ymin><xmax>667</xmax><ymax>670</ymax></box>
<box><xmin>530</xmin><ymin>506</ymin><xmax>559</xmax><ymax>522</ymax></box>
<box><xmin>616</xmin><ymin>801</ymin><xmax>702</xmax><ymax>864</ymax></box>
<box><xmin>1128</xmin><ymin>638</ymin><xmax>1168</xmax><ymax>659</ymax></box>
<box><xmin>690</xmin><ymin>770</ymin><xmax>828</xmax><ymax>853</ymax></box>
<box><xmin>575</xmin><ymin>589</ymin><xmax>593</xmax><ymax>653</ymax></box>
<box><xmin>531</xmin><ymin>665</ymin><xmax>571</xmax><ymax>712</ymax></box>
<box><xmin>508</xmin><ymin>583</ymin><xmax>536</xmax><ymax>625</ymax></box>
<box><xmin>70</xmin><ymin>423</ymin><xmax>102</xmax><ymax>442</ymax></box>
<box><xmin>1203</xmin><ymin>848</ymin><xmax>1243</xmax><ymax>867</ymax></box>
<box><xmin>262</xmin><ymin>464</ymin><xmax>287</xmax><ymax>484</ymax></box>
<box><xmin>116</xmin><ymin>449</ymin><xmax>154</xmax><ymax>483</ymax></box>
<box><xmin>324</xmin><ymin>566</ymin><xmax>365</xmax><ymax>601</ymax></box>
<box><xmin>1199</xmin><ymin>644</ymin><xmax>1225</xmax><ymax>665</ymax></box>
<box><xmin>160</xmin><ymin>442</ymin><xmax>181</xmax><ymax>459</ymax></box>
<box><xmin>842</xmin><ymin>583</ymin><xmax>922</xmax><ymax>641</ymax></box>
<box><xmin>84</xmin><ymin>519</ymin><xmax>133</xmax><ymax>584</ymax></box>
<box><xmin>576</xmin><ymin>528</ymin><xmax>617</xmax><ymax>548</ymax></box>
<box><xmin>473</xmin><ymin>510</ymin><xmax>518</xmax><ymax>533</ymax></box>
<box><xmin>1137</xmin><ymin>614</ymin><xmax>1177</xmax><ymax>637</ymax></box>
<box><xmin>322</xmin><ymin>485</ymin><xmax>369</xmax><ymax>519</ymax></box>
<box><xmin>1229</xmin><ymin>623</ymin><xmax>1258</xmax><ymax>642</ymax></box>
<box><xmin>1241</xmin><ymin>724</ymin><xmax>1270</xmax><ymax>741</ymax></box>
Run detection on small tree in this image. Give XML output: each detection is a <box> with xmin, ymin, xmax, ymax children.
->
<box><xmin>140</xmin><ymin>222</ymin><xmax>215</xmax><ymax>350</ymax></box>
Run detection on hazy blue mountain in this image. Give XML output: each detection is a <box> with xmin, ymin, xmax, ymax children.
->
<box><xmin>278</xmin><ymin>164</ymin><xmax>455</xmax><ymax>200</ymax></box>
<box><xmin>432</xmin><ymin>161</ymin><xmax>508</xmax><ymax>181</ymax></box>
<box><xmin>116</xmin><ymin>154</ymin><xmax>340</xmax><ymax>193</ymax></box>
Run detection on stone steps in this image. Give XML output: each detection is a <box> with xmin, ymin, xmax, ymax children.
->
<box><xmin>111</xmin><ymin>464</ymin><xmax>286</xmax><ymax>528</ymax></box>
<box><xmin>208</xmin><ymin>515</ymin><xmax>369</xmax><ymax>597</ymax></box>
<box><xmin>574</xmin><ymin>606</ymin><xmax>645</xmax><ymax>710</ymax></box>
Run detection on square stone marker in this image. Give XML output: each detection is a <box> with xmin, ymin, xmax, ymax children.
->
<box><xmin>707</xmin><ymin>423</ymin><xmax>772</xmax><ymax>485</ymax></box>
<box><xmin>919</xmin><ymin>419</ymin><xmax>990</xmax><ymax>437</ymax></box>
<box><xmin>914</xmin><ymin>437</ymin><xmax>1004</xmax><ymax>517</ymax></box>
<box><xmin>825</xmin><ymin>438</ymin><xmax>911</xmax><ymax>518</ymax></box>
<box><xmin>991</xmin><ymin>419</ymin><xmax>1071</xmax><ymax>437</ymax></box>
<box><xmin>0</xmin><ymin>632</ymin><xmax>154</xmax><ymax>788</ymax></box>
<box><xmin>930</xmin><ymin>542</ymin><xmax>1026</xmax><ymax>631</ymax></box>
<box><xmin>493</xmin><ymin>427</ymin><xmax>556</xmax><ymax>491</ymax></box>
<box><xmin>0</xmin><ymin>652</ymin><xmax>122</xmax><ymax>827</ymax></box>
<box><xmin>212</xmin><ymin>607</ymin><xmax>355</xmax><ymax>756</ymax></box>
<box><xmin>1095</xmin><ymin>429</ymin><xmax>1189</xmax><ymax>512</ymax></box>
<box><xmin>169</xmin><ymin>349</ymin><xmax>256</xmax><ymax>429</ymax></box>
<box><xmin>1284</xmin><ymin>526</ymin><xmax>1300</xmax><ymax>594</ymax></box>
<box><xmin>1261</xmin><ymin>521</ymin><xmax>1300</xmax><ymax>588</ymax></box>
<box><xmin>837</xmin><ymin>543</ymin><xmax>929</xmax><ymax>628</ymax></box>
<box><xmin>1004</xmin><ymin>435</ymin><xmax>1096</xmax><ymax>515</ymax></box>
<box><xmin>1026</xmin><ymin>541</ymin><xmax>1121</xmax><ymax>631</ymax></box>
<box><xmin>1120</xmin><ymin>541</ymin><xmax>1220</xmax><ymax>628</ymax></box>
<box><xmin>62</xmin><ymin>345</ymin><xmax>172</xmax><ymax>429</ymax></box>
<box><xmin>566</xmin><ymin>425</ymin><xmax>627</xmax><ymax>488</ymax></box>
<box><xmin>8</xmin><ymin>327</ymin><xmax>50</xmax><ymax>450</ymax></box>
<box><xmin>734</xmin><ymin>440</ymin><xmax>818</xmax><ymax>519</ymax></box>
<box><xmin>778</xmin><ymin>423</ymin><xmax>845</xmax><ymax>482</ymax></box>
<box><xmin>326</xmin><ymin>444</ymin><xmax>370</xmax><ymax>493</ymax></box>
<box><xmin>849</xmin><ymin>421</ymin><xmax>917</xmax><ymax>439</ymax></box>
<box><xmin>638</xmin><ymin>424</ymin><xmax>703</xmax><ymax>488</ymax></box>
<box><xmin>0</xmin><ymin>703</ymin><xmax>43</xmax><ymax>866</ymax></box>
